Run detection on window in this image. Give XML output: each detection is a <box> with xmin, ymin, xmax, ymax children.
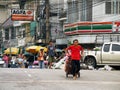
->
<box><xmin>103</xmin><ymin>44</ymin><xmax>110</xmax><ymax>52</ymax></box>
<box><xmin>116</xmin><ymin>1</ymin><xmax>119</xmax><ymax>14</ymax></box>
<box><xmin>0</xmin><ymin>31</ymin><xmax>2</xmax><ymax>42</ymax></box>
<box><xmin>106</xmin><ymin>1</ymin><xmax>120</xmax><ymax>14</ymax></box>
<box><xmin>106</xmin><ymin>2</ymin><xmax>111</xmax><ymax>14</ymax></box>
<box><xmin>11</xmin><ymin>27</ymin><xmax>16</xmax><ymax>39</ymax></box>
<box><xmin>19</xmin><ymin>31</ymin><xmax>22</xmax><ymax>38</ymax></box>
<box><xmin>112</xmin><ymin>44</ymin><xmax>120</xmax><ymax>51</ymax></box>
<box><xmin>5</xmin><ymin>29</ymin><xmax>9</xmax><ymax>40</ymax></box>
<box><xmin>119</xmin><ymin>2</ymin><xmax>120</xmax><ymax>14</ymax></box>
<box><xmin>67</xmin><ymin>1</ymin><xmax>79</xmax><ymax>23</ymax></box>
<box><xmin>23</xmin><ymin>30</ymin><xmax>26</xmax><ymax>38</ymax></box>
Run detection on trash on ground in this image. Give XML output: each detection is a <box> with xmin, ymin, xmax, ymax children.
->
<box><xmin>98</xmin><ymin>65</ymin><xmax>114</xmax><ymax>71</ymax></box>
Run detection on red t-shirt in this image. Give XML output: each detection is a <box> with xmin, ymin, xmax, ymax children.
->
<box><xmin>67</xmin><ymin>45</ymin><xmax>83</xmax><ymax>60</ymax></box>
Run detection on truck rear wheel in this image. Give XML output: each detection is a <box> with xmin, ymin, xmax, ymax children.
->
<box><xmin>84</xmin><ymin>57</ymin><xmax>96</xmax><ymax>68</ymax></box>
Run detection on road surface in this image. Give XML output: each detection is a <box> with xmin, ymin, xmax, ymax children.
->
<box><xmin>0</xmin><ymin>68</ymin><xmax>120</xmax><ymax>90</ymax></box>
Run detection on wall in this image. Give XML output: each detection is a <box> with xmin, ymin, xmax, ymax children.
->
<box><xmin>0</xmin><ymin>6</ymin><xmax>8</xmax><ymax>24</ymax></box>
<box><xmin>67</xmin><ymin>35</ymin><xmax>97</xmax><ymax>44</ymax></box>
<box><xmin>50</xmin><ymin>0</ymin><xmax>65</xmax><ymax>40</ymax></box>
<box><xmin>93</xmin><ymin>1</ymin><xmax>105</xmax><ymax>21</ymax></box>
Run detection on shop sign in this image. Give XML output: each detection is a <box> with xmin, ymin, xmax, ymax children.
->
<box><xmin>11</xmin><ymin>9</ymin><xmax>34</xmax><ymax>21</ymax></box>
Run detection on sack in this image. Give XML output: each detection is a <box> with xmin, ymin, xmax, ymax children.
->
<box><xmin>33</xmin><ymin>60</ymin><xmax>39</xmax><ymax>65</ymax></box>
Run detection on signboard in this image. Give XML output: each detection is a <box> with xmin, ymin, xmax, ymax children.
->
<box><xmin>13</xmin><ymin>21</ymin><xmax>21</xmax><ymax>26</ymax></box>
<box><xmin>11</xmin><ymin>9</ymin><xmax>34</xmax><ymax>21</ymax></box>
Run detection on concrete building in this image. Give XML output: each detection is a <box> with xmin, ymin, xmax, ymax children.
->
<box><xmin>63</xmin><ymin>0</ymin><xmax>120</xmax><ymax>48</ymax></box>
<box><xmin>0</xmin><ymin>0</ymin><xmax>67</xmax><ymax>51</ymax></box>
<box><xmin>56</xmin><ymin>0</ymin><xmax>93</xmax><ymax>46</ymax></box>
<box><xmin>93</xmin><ymin>0</ymin><xmax>120</xmax><ymax>21</ymax></box>
<box><xmin>50</xmin><ymin>0</ymin><xmax>65</xmax><ymax>40</ymax></box>
<box><xmin>0</xmin><ymin>0</ymin><xmax>37</xmax><ymax>53</ymax></box>
<box><xmin>36</xmin><ymin>0</ymin><xmax>67</xmax><ymax>47</ymax></box>
<box><xmin>0</xmin><ymin>0</ymin><xmax>18</xmax><ymax>24</ymax></box>
<box><xmin>67</xmin><ymin>0</ymin><xmax>92</xmax><ymax>23</ymax></box>
<box><xmin>1</xmin><ymin>0</ymin><xmax>120</xmax><ymax>50</ymax></box>
<box><xmin>0</xmin><ymin>0</ymin><xmax>19</xmax><ymax>51</ymax></box>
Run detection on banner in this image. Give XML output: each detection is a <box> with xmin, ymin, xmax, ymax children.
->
<box><xmin>30</xmin><ymin>21</ymin><xmax>36</xmax><ymax>36</ymax></box>
<box><xmin>11</xmin><ymin>9</ymin><xmax>34</xmax><ymax>21</ymax></box>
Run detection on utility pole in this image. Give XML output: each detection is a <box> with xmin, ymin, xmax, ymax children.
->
<box><xmin>19</xmin><ymin>0</ymin><xmax>26</xmax><ymax>9</ymax></box>
<box><xmin>45</xmin><ymin>0</ymin><xmax>50</xmax><ymax>44</ymax></box>
<box><xmin>0</xmin><ymin>31</ymin><xmax>3</xmax><ymax>55</ymax></box>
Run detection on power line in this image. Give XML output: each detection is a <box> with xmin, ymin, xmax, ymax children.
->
<box><xmin>1</xmin><ymin>0</ymin><xmax>119</xmax><ymax>45</ymax></box>
<box><xmin>37</xmin><ymin>0</ymin><xmax>104</xmax><ymax>15</ymax></box>
<box><xmin>49</xmin><ymin>0</ymin><xmax>120</xmax><ymax>22</ymax></box>
<box><xmin>50</xmin><ymin>0</ymin><xmax>105</xmax><ymax>14</ymax></box>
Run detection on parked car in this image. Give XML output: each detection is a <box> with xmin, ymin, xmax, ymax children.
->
<box><xmin>83</xmin><ymin>42</ymin><xmax>120</xmax><ymax>68</ymax></box>
<box><xmin>0</xmin><ymin>57</ymin><xmax>4</xmax><ymax>68</ymax></box>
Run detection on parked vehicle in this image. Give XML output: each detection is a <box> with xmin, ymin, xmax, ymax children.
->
<box><xmin>83</xmin><ymin>42</ymin><xmax>120</xmax><ymax>68</ymax></box>
<box><xmin>0</xmin><ymin>58</ymin><xmax>4</xmax><ymax>68</ymax></box>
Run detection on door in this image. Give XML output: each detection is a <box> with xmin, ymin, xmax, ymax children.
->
<box><xmin>102</xmin><ymin>44</ymin><xmax>111</xmax><ymax>63</ymax></box>
<box><xmin>109</xmin><ymin>44</ymin><xmax>120</xmax><ymax>63</ymax></box>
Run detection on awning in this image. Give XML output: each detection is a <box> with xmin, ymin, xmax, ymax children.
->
<box><xmin>2</xmin><ymin>17</ymin><xmax>13</xmax><ymax>28</ymax></box>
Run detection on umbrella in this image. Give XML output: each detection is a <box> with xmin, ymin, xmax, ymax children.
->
<box><xmin>26</xmin><ymin>46</ymin><xmax>47</xmax><ymax>54</ymax></box>
<box><xmin>26</xmin><ymin>46</ymin><xmax>40</xmax><ymax>54</ymax></box>
<box><xmin>4</xmin><ymin>47</ymin><xmax>19</xmax><ymax>55</ymax></box>
<box><xmin>36</xmin><ymin>46</ymin><xmax>47</xmax><ymax>52</ymax></box>
<box><xmin>23</xmin><ymin>52</ymin><xmax>34</xmax><ymax>57</ymax></box>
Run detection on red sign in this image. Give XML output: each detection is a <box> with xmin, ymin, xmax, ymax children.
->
<box><xmin>11</xmin><ymin>9</ymin><xmax>34</xmax><ymax>21</ymax></box>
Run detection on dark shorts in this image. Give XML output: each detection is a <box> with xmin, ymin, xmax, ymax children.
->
<box><xmin>48</xmin><ymin>56</ymin><xmax>54</xmax><ymax>63</ymax></box>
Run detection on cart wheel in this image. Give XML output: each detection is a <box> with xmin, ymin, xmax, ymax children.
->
<box><xmin>78</xmin><ymin>72</ymin><xmax>80</xmax><ymax>78</ymax></box>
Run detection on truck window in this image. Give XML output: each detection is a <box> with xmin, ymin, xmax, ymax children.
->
<box><xmin>112</xmin><ymin>44</ymin><xmax>120</xmax><ymax>51</ymax></box>
<box><xmin>103</xmin><ymin>44</ymin><xmax>110</xmax><ymax>52</ymax></box>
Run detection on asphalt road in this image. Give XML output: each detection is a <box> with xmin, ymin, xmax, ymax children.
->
<box><xmin>0</xmin><ymin>68</ymin><xmax>120</xmax><ymax>90</ymax></box>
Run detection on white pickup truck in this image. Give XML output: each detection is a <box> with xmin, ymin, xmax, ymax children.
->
<box><xmin>83</xmin><ymin>42</ymin><xmax>120</xmax><ymax>68</ymax></box>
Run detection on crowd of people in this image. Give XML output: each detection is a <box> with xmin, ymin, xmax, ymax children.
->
<box><xmin>1</xmin><ymin>39</ymin><xmax>84</xmax><ymax>80</ymax></box>
<box><xmin>1</xmin><ymin>41</ymin><xmax>61</xmax><ymax>69</ymax></box>
<box><xmin>2</xmin><ymin>53</ymin><xmax>31</xmax><ymax>68</ymax></box>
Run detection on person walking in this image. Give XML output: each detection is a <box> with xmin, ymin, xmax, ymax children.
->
<box><xmin>37</xmin><ymin>47</ymin><xmax>45</xmax><ymax>69</ymax></box>
<box><xmin>66</xmin><ymin>39</ymin><xmax>84</xmax><ymax>80</ymax></box>
<box><xmin>47</xmin><ymin>41</ymin><xmax>55</xmax><ymax>69</ymax></box>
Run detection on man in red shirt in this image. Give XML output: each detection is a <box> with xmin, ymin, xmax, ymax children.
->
<box><xmin>66</xmin><ymin>39</ymin><xmax>83</xmax><ymax>80</ymax></box>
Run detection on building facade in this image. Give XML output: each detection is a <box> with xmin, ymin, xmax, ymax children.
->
<box><xmin>0</xmin><ymin>0</ymin><xmax>19</xmax><ymax>52</ymax></box>
<box><xmin>64</xmin><ymin>0</ymin><xmax>120</xmax><ymax>48</ymax></box>
<box><xmin>0</xmin><ymin>0</ymin><xmax>67</xmax><ymax>52</ymax></box>
<box><xmin>93</xmin><ymin>0</ymin><xmax>120</xmax><ymax>21</ymax></box>
<box><xmin>0</xmin><ymin>0</ymin><xmax>37</xmax><ymax>53</ymax></box>
<box><xmin>67</xmin><ymin>0</ymin><xmax>92</xmax><ymax>23</ymax></box>
<box><xmin>1</xmin><ymin>0</ymin><xmax>120</xmax><ymax>51</ymax></box>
